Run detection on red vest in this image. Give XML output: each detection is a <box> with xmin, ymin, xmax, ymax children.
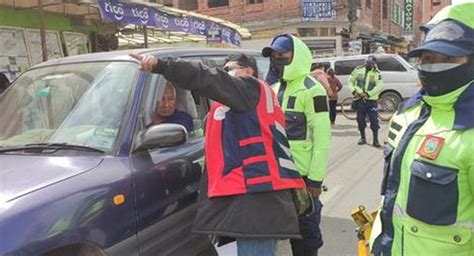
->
<box><xmin>205</xmin><ymin>79</ymin><xmax>305</xmax><ymax>198</ymax></box>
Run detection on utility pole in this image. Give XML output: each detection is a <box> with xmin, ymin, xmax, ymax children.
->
<box><xmin>38</xmin><ymin>0</ymin><xmax>48</xmax><ymax>62</ymax></box>
<box><xmin>347</xmin><ymin>0</ymin><xmax>358</xmax><ymax>40</ymax></box>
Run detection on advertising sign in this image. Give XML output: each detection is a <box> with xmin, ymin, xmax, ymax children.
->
<box><xmin>301</xmin><ymin>0</ymin><xmax>336</xmax><ymax>21</ymax></box>
<box><xmin>97</xmin><ymin>0</ymin><xmax>241</xmax><ymax>46</ymax></box>
<box><xmin>404</xmin><ymin>0</ymin><xmax>414</xmax><ymax>35</ymax></box>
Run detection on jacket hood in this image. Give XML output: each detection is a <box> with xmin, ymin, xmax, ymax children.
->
<box><xmin>282</xmin><ymin>35</ymin><xmax>312</xmax><ymax>82</ymax></box>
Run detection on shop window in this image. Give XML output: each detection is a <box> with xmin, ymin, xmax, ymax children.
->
<box><xmin>319</xmin><ymin>28</ymin><xmax>329</xmax><ymax>37</ymax></box>
<box><xmin>248</xmin><ymin>0</ymin><xmax>263</xmax><ymax>3</ymax></box>
<box><xmin>208</xmin><ymin>0</ymin><xmax>229</xmax><ymax>8</ymax></box>
<box><xmin>298</xmin><ymin>28</ymin><xmax>317</xmax><ymax>37</ymax></box>
<box><xmin>178</xmin><ymin>0</ymin><xmax>198</xmax><ymax>10</ymax></box>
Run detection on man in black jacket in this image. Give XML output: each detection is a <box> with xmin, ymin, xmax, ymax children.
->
<box><xmin>130</xmin><ymin>52</ymin><xmax>306</xmax><ymax>256</ymax></box>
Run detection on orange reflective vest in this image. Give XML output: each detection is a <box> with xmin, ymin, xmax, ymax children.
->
<box><xmin>205</xmin><ymin>79</ymin><xmax>306</xmax><ymax>198</ymax></box>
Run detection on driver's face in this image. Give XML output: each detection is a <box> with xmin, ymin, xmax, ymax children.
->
<box><xmin>156</xmin><ymin>85</ymin><xmax>176</xmax><ymax>117</ymax></box>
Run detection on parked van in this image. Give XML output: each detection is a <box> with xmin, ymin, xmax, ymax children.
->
<box><xmin>312</xmin><ymin>54</ymin><xmax>419</xmax><ymax>106</ymax></box>
<box><xmin>0</xmin><ymin>48</ymin><xmax>269</xmax><ymax>256</ymax></box>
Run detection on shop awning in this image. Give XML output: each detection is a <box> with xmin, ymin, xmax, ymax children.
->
<box><xmin>0</xmin><ymin>0</ymin><xmax>251</xmax><ymax>47</ymax></box>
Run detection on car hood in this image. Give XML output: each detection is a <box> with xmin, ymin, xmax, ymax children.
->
<box><xmin>0</xmin><ymin>155</ymin><xmax>103</xmax><ymax>203</ymax></box>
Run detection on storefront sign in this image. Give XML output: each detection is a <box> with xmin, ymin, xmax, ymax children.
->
<box><xmin>97</xmin><ymin>0</ymin><xmax>241</xmax><ymax>46</ymax></box>
<box><xmin>404</xmin><ymin>0</ymin><xmax>414</xmax><ymax>35</ymax></box>
<box><xmin>301</xmin><ymin>0</ymin><xmax>336</xmax><ymax>21</ymax></box>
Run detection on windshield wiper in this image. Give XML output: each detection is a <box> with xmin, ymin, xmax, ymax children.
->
<box><xmin>0</xmin><ymin>143</ymin><xmax>105</xmax><ymax>154</ymax></box>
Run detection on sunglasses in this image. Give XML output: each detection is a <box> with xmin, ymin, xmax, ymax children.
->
<box><xmin>223</xmin><ymin>64</ymin><xmax>246</xmax><ymax>72</ymax></box>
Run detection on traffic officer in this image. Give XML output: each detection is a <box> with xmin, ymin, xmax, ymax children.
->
<box><xmin>348</xmin><ymin>55</ymin><xmax>384</xmax><ymax>147</ymax></box>
<box><xmin>263</xmin><ymin>34</ymin><xmax>331</xmax><ymax>256</ymax></box>
<box><xmin>370</xmin><ymin>2</ymin><xmax>474</xmax><ymax>255</ymax></box>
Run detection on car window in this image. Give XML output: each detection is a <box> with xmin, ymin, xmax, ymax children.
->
<box><xmin>377</xmin><ymin>57</ymin><xmax>407</xmax><ymax>71</ymax></box>
<box><xmin>0</xmin><ymin>62</ymin><xmax>136</xmax><ymax>153</ymax></box>
<box><xmin>139</xmin><ymin>57</ymin><xmax>205</xmax><ymax>140</ymax></box>
<box><xmin>204</xmin><ymin>56</ymin><xmax>227</xmax><ymax>68</ymax></box>
<box><xmin>335</xmin><ymin>59</ymin><xmax>365</xmax><ymax>75</ymax></box>
<box><xmin>254</xmin><ymin>56</ymin><xmax>269</xmax><ymax>80</ymax></box>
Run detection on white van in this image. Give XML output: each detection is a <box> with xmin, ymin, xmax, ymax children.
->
<box><xmin>312</xmin><ymin>54</ymin><xmax>419</xmax><ymax>106</ymax></box>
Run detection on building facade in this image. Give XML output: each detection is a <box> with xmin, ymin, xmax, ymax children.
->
<box><xmin>145</xmin><ymin>0</ymin><xmax>451</xmax><ymax>56</ymax></box>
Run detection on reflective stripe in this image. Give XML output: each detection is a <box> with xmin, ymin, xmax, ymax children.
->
<box><xmin>279</xmin><ymin>158</ymin><xmax>298</xmax><ymax>171</ymax></box>
<box><xmin>279</xmin><ymin>142</ymin><xmax>293</xmax><ymax>158</ymax></box>
<box><xmin>263</xmin><ymin>84</ymin><xmax>274</xmax><ymax>113</ymax></box>
<box><xmin>275</xmin><ymin>121</ymin><xmax>287</xmax><ymax>136</ymax></box>
<box><xmin>392</xmin><ymin>203</ymin><xmax>474</xmax><ymax>229</ymax></box>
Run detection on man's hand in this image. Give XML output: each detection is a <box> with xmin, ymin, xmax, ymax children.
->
<box><xmin>361</xmin><ymin>92</ymin><xmax>369</xmax><ymax>99</ymax></box>
<box><xmin>307</xmin><ymin>187</ymin><xmax>322</xmax><ymax>198</ymax></box>
<box><xmin>129</xmin><ymin>53</ymin><xmax>158</xmax><ymax>72</ymax></box>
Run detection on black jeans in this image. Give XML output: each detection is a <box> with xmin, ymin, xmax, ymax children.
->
<box><xmin>329</xmin><ymin>100</ymin><xmax>338</xmax><ymax>123</ymax></box>
<box><xmin>290</xmin><ymin>197</ymin><xmax>323</xmax><ymax>255</ymax></box>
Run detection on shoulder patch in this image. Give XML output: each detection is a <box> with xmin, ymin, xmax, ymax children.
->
<box><xmin>304</xmin><ymin>77</ymin><xmax>316</xmax><ymax>89</ymax></box>
<box><xmin>313</xmin><ymin>96</ymin><xmax>328</xmax><ymax>113</ymax></box>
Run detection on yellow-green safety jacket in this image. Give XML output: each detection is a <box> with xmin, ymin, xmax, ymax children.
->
<box><xmin>348</xmin><ymin>65</ymin><xmax>384</xmax><ymax>101</ymax></box>
<box><xmin>271</xmin><ymin>35</ymin><xmax>331</xmax><ymax>188</ymax></box>
<box><xmin>370</xmin><ymin>81</ymin><xmax>474</xmax><ymax>255</ymax></box>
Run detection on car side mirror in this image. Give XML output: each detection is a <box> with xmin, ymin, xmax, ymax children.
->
<box><xmin>134</xmin><ymin>123</ymin><xmax>187</xmax><ymax>152</ymax></box>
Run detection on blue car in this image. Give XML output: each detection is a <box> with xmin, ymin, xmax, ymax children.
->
<box><xmin>0</xmin><ymin>48</ymin><xmax>269</xmax><ymax>256</ymax></box>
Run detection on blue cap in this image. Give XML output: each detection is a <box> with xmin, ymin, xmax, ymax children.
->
<box><xmin>367</xmin><ymin>55</ymin><xmax>377</xmax><ymax>63</ymax></box>
<box><xmin>408</xmin><ymin>19</ymin><xmax>474</xmax><ymax>57</ymax></box>
<box><xmin>262</xmin><ymin>35</ymin><xmax>293</xmax><ymax>57</ymax></box>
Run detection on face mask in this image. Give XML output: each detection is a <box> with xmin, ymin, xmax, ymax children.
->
<box><xmin>227</xmin><ymin>69</ymin><xmax>237</xmax><ymax>76</ymax></box>
<box><xmin>270</xmin><ymin>57</ymin><xmax>291</xmax><ymax>79</ymax></box>
<box><xmin>418</xmin><ymin>61</ymin><xmax>474</xmax><ymax>96</ymax></box>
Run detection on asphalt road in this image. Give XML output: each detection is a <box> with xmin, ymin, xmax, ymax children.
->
<box><xmin>318</xmin><ymin>116</ymin><xmax>388</xmax><ymax>256</ymax></box>
<box><xmin>217</xmin><ymin>116</ymin><xmax>389</xmax><ymax>256</ymax></box>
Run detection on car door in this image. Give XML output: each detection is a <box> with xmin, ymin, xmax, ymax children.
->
<box><xmin>129</xmin><ymin>57</ymin><xmax>214</xmax><ymax>256</ymax></box>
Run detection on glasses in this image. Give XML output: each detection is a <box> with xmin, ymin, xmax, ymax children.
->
<box><xmin>223</xmin><ymin>65</ymin><xmax>246</xmax><ymax>72</ymax></box>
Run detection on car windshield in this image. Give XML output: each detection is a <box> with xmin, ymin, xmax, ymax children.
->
<box><xmin>0</xmin><ymin>61</ymin><xmax>137</xmax><ymax>153</ymax></box>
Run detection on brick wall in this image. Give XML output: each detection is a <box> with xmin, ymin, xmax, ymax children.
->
<box><xmin>372</xmin><ymin>0</ymin><xmax>382</xmax><ymax>30</ymax></box>
<box><xmin>194</xmin><ymin>0</ymin><xmax>301</xmax><ymax>25</ymax></box>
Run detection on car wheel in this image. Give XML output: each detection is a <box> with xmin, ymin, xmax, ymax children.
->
<box><xmin>380</xmin><ymin>91</ymin><xmax>402</xmax><ymax>109</ymax></box>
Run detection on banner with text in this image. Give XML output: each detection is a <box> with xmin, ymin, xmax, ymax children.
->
<box><xmin>97</xmin><ymin>0</ymin><xmax>241</xmax><ymax>45</ymax></box>
<box><xmin>404</xmin><ymin>0</ymin><xmax>414</xmax><ymax>35</ymax></box>
<box><xmin>301</xmin><ymin>0</ymin><xmax>336</xmax><ymax>22</ymax></box>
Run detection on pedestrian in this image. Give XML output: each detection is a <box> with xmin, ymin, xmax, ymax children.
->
<box><xmin>130</xmin><ymin>52</ymin><xmax>309</xmax><ymax>256</ymax></box>
<box><xmin>0</xmin><ymin>73</ymin><xmax>10</xmax><ymax>94</ymax></box>
<box><xmin>263</xmin><ymin>34</ymin><xmax>331</xmax><ymax>256</ymax></box>
<box><xmin>370</xmin><ymin>2</ymin><xmax>474</xmax><ymax>255</ymax></box>
<box><xmin>326</xmin><ymin>68</ymin><xmax>343</xmax><ymax>125</ymax></box>
<box><xmin>310</xmin><ymin>63</ymin><xmax>334</xmax><ymax>98</ymax></box>
<box><xmin>348</xmin><ymin>55</ymin><xmax>383</xmax><ymax>147</ymax></box>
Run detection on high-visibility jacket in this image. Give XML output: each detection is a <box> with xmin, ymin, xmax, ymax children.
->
<box><xmin>271</xmin><ymin>35</ymin><xmax>331</xmax><ymax>188</ymax></box>
<box><xmin>370</xmin><ymin>81</ymin><xmax>474</xmax><ymax>255</ymax></box>
<box><xmin>348</xmin><ymin>65</ymin><xmax>384</xmax><ymax>101</ymax></box>
<box><xmin>205</xmin><ymin>79</ymin><xmax>306</xmax><ymax>198</ymax></box>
